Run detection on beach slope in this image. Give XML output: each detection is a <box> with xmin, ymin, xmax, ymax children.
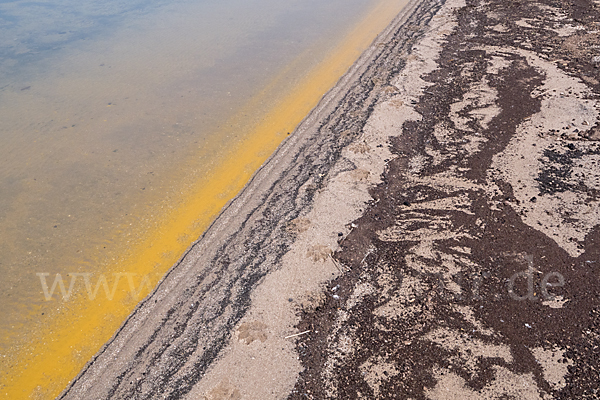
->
<box><xmin>60</xmin><ymin>0</ymin><xmax>600</xmax><ymax>398</ymax></box>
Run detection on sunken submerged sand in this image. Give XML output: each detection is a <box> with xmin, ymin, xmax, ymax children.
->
<box><xmin>58</xmin><ymin>0</ymin><xmax>600</xmax><ymax>398</ymax></box>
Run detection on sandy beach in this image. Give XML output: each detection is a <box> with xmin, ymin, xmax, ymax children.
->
<box><xmin>58</xmin><ymin>0</ymin><xmax>600</xmax><ymax>398</ymax></box>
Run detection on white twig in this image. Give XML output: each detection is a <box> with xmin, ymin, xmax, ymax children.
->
<box><xmin>329</xmin><ymin>254</ymin><xmax>344</xmax><ymax>272</ymax></box>
<box><xmin>284</xmin><ymin>330</ymin><xmax>311</xmax><ymax>339</ymax></box>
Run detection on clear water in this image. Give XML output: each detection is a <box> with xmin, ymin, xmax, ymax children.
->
<box><xmin>0</xmin><ymin>0</ymin><xmax>407</xmax><ymax>397</ymax></box>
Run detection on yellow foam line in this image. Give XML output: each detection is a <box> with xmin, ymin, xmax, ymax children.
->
<box><xmin>0</xmin><ymin>1</ymin><xmax>408</xmax><ymax>398</ymax></box>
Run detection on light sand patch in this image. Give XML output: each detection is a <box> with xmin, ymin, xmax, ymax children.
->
<box><xmin>449</xmin><ymin>246</ymin><xmax>471</xmax><ymax>254</ymax></box>
<box><xmin>405</xmin><ymin>194</ymin><xmax>475</xmax><ymax>215</ymax></box>
<box><xmin>572</xmin><ymin>154</ymin><xmax>600</xmax><ymax>189</ymax></box>
<box><xmin>409</xmin><ymin>168</ymin><xmax>491</xmax><ymax>192</ymax></box>
<box><xmin>374</xmin><ymin>261</ymin><xmax>397</xmax><ymax>299</ymax></box>
<box><xmin>374</xmin><ymin>297</ymin><xmax>424</xmax><ymax>321</ymax></box>
<box><xmin>432</xmin><ymin>122</ymin><xmax>453</xmax><ymax>146</ymax></box>
<box><xmin>425</xmin><ymin>366</ymin><xmax>543</xmax><ymax>400</ymax></box>
<box><xmin>377</xmin><ymin>213</ymin><xmax>477</xmax><ymax>242</ymax></box>
<box><xmin>532</xmin><ymin>346</ymin><xmax>573</xmax><ymax>391</ymax></box>
<box><xmin>346</xmin><ymin>280</ymin><xmax>378</xmax><ymax>310</ymax></box>
<box><xmin>515</xmin><ymin>19</ymin><xmax>535</xmax><ymax>29</ymax></box>
<box><xmin>409</xmin><ymin>153</ymin><xmax>429</xmax><ymax>174</ymax></box>
<box><xmin>552</xmin><ymin>24</ymin><xmax>582</xmax><ymax>37</ymax></box>
<box><xmin>321</xmin><ymin>329</ymin><xmax>357</xmax><ymax>398</ymax></box>
<box><xmin>360</xmin><ymin>356</ymin><xmax>400</xmax><ymax>397</ymax></box>
<box><xmin>426</xmin><ymin>327</ymin><xmax>513</xmax><ymax>365</ymax></box>
<box><xmin>462</xmin><ymin>134</ymin><xmax>488</xmax><ymax>156</ymax></box>
<box><xmin>542</xmin><ymin>295</ymin><xmax>568</xmax><ymax>309</ymax></box>
<box><xmin>561</xmin><ymin>32</ymin><xmax>600</xmax><ymax>63</ymax></box>
<box><xmin>449</xmin><ymin>79</ymin><xmax>500</xmax><ymax>132</ymax></box>
<box><xmin>489</xmin><ymin>47</ymin><xmax>600</xmax><ymax>257</ymax></box>
<box><xmin>487</xmin><ymin>55</ymin><xmax>512</xmax><ymax>74</ymax></box>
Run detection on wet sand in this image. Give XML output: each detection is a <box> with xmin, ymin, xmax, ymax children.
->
<box><xmin>58</xmin><ymin>0</ymin><xmax>600</xmax><ymax>398</ymax></box>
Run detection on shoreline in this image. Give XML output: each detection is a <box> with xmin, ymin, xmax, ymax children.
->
<box><xmin>0</xmin><ymin>1</ymin><xmax>413</xmax><ymax>398</ymax></box>
<box><xmin>60</xmin><ymin>0</ymin><xmax>600</xmax><ymax>397</ymax></box>
<box><xmin>57</xmin><ymin>0</ymin><xmax>439</xmax><ymax>398</ymax></box>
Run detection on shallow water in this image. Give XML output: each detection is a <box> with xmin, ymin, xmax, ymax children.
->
<box><xmin>0</xmin><ymin>0</ymin><xmax>408</xmax><ymax>397</ymax></box>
